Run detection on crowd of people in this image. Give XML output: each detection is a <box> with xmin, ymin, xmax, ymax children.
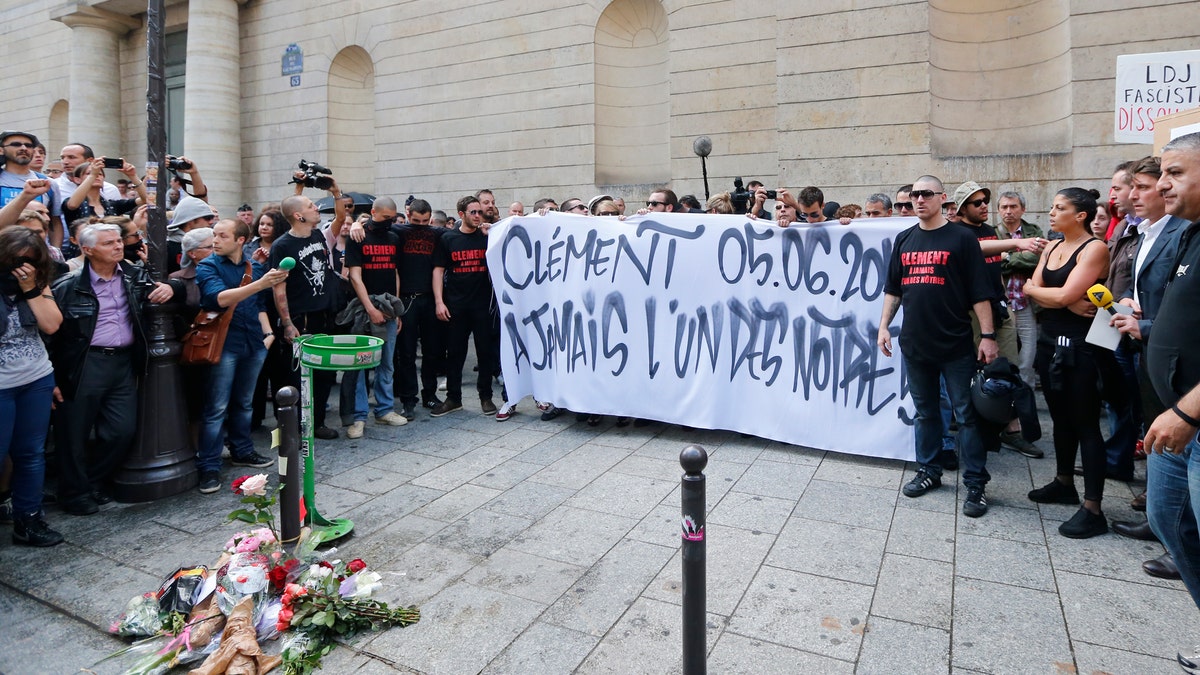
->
<box><xmin>3</xmin><ymin>130</ymin><xmax>1200</xmax><ymax>659</ymax></box>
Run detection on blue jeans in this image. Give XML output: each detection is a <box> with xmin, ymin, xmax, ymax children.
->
<box><xmin>1103</xmin><ymin>344</ymin><xmax>1140</xmax><ymax>476</ymax></box>
<box><xmin>939</xmin><ymin>378</ymin><xmax>955</xmax><ymax>451</ymax></box>
<box><xmin>1147</xmin><ymin>436</ymin><xmax>1200</xmax><ymax>610</ymax></box>
<box><xmin>355</xmin><ymin>320</ymin><xmax>397</xmax><ymax>420</ymax></box>
<box><xmin>198</xmin><ymin>344</ymin><xmax>268</xmax><ymax>473</ymax></box>
<box><xmin>0</xmin><ymin>372</ymin><xmax>55</xmax><ymax>516</ymax></box>
<box><xmin>904</xmin><ymin>353</ymin><xmax>989</xmax><ymax>489</ymax></box>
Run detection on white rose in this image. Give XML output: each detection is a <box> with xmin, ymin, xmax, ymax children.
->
<box><xmin>241</xmin><ymin>474</ymin><xmax>269</xmax><ymax>496</ymax></box>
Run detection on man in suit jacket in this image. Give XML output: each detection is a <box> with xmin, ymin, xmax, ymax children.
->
<box><xmin>1109</xmin><ymin>155</ymin><xmax>1190</xmax><ymax>577</ymax></box>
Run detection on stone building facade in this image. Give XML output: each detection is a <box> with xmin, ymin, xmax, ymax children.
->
<box><xmin>1</xmin><ymin>0</ymin><xmax>1195</xmax><ymax>220</ymax></box>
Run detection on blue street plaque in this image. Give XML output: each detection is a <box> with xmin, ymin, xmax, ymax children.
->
<box><xmin>290</xmin><ymin>75</ymin><xmax>301</xmax><ymax>87</ymax></box>
<box><xmin>282</xmin><ymin>44</ymin><xmax>303</xmax><ymax>76</ymax></box>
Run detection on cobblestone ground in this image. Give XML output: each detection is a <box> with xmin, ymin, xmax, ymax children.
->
<box><xmin>1</xmin><ymin>370</ymin><xmax>1196</xmax><ymax>674</ymax></box>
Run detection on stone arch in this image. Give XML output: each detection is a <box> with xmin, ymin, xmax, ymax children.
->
<box><xmin>327</xmin><ymin>46</ymin><xmax>376</xmax><ymax>193</ymax></box>
<box><xmin>594</xmin><ymin>0</ymin><xmax>670</xmax><ymax>186</ymax></box>
<box><xmin>48</xmin><ymin>100</ymin><xmax>69</xmax><ymax>157</ymax></box>
<box><xmin>929</xmin><ymin>0</ymin><xmax>1072</xmax><ymax>157</ymax></box>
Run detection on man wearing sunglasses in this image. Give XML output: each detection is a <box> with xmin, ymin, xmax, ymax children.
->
<box><xmin>894</xmin><ymin>184</ymin><xmax>915</xmax><ymax>218</ymax></box>
<box><xmin>431</xmin><ymin>195</ymin><xmax>499</xmax><ymax>417</ymax></box>
<box><xmin>951</xmin><ymin>180</ymin><xmax>1046</xmax><ymax>457</ymax></box>
<box><xmin>880</xmin><ymin>175</ymin><xmax>998</xmax><ymax>518</ymax></box>
<box><xmin>0</xmin><ymin>131</ymin><xmax>60</xmax><ymax>230</ymax></box>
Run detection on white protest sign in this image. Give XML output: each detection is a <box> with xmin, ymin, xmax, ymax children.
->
<box><xmin>487</xmin><ymin>212</ymin><xmax>918</xmax><ymax>461</ymax></box>
<box><xmin>1115</xmin><ymin>49</ymin><xmax>1200</xmax><ymax>144</ymax></box>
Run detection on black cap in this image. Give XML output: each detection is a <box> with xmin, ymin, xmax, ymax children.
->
<box><xmin>0</xmin><ymin>130</ymin><xmax>39</xmax><ymax>148</ymax></box>
<box><xmin>237</xmin><ymin>203</ymin><xmax>254</xmax><ymax>212</ymax></box>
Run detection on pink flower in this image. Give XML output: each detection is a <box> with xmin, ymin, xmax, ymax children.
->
<box><xmin>236</xmin><ymin>536</ymin><xmax>261</xmax><ymax>553</ymax></box>
<box><xmin>240</xmin><ymin>474</ymin><xmax>269</xmax><ymax>496</ymax></box>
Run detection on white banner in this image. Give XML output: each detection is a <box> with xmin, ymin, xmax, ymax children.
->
<box><xmin>1114</xmin><ymin>49</ymin><xmax>1200</xmax><ymax>144</ymax></box>
<box><xmin>487</xmin><ymin>212</ymin><xmax>918</xmax><ymax>461</ymax></box>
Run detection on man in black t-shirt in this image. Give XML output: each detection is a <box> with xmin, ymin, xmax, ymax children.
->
<box><xmin>342</xmin><ymin>197</ymin><xmax>409</xmax><ymax>438</ymax></box>
<box><xmin>392</xmin><ymin>199</ymin><xmax>445</xmax><ymax>416</ymax></box>
<box><xmin>1143</xmin><ymin>132</ymin><xmax>1200</xmax><ymax>624</ymax></box>
<box><xmin>951</xmin><ymin>180</ymin><xmax>1046</xmax><ymax>458</ymax></box>
<box><xmin>879</xmin><ymin>175</ymin><xmax>998</xmax><ymax>518</ymax></box>
<box><xmin>271</xmin><ymin>194</ymin><xmax>340</xmax><ymax>439</ymax></box>
<box><xmin>431</xmin><ymin>195</ymin><xmax>497</xmax><ymax>417</ymax></box>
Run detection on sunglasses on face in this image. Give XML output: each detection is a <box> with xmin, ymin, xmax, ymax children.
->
<box><xmin>3</xmin><ymin>142</ymin><xmax>34</xmax><ymax>149</ymax></box>
<box><xmin>894</xmin><ymin>202</ymin><xmax>913</xmax><ymax>210</ymax></box>
<box><xmin>465</xmin><ymin>209</ymin><xmax>483</xmax><ymax>216</ymax></box>
<box><xmin>962</xmin><ymin>198</ymin><xmax>988</xmax><ymax>208</ymax></box>
<box><xmin>910</xmin><ymin>190</ymin><xmax>943</xmax><ymax>200</ymax></box>
<box><xmin>599</xmin><ymin>211</ymin><xmax>619</xmax><ymax>216</ymax></box>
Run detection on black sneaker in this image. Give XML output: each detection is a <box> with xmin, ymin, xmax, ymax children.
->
<box><xmin>1000</xmin><ymin>431</ymin><xmax>1044</xmax><ymax>458</ymax></box>
<box><xmin>402</xmin><ymin>404</ymin><xmax>417</xmax><ymax>419</ymax></box>
<box><xmin>231</xmin><ymin>451</ymin><xmax>274</xmax><ymax>468</ymax></box>
<box><xmin>1059</xmin><ymin>506</ymin><xmax>1108</xmax><ymax>539</ymax></box>
<box><xmin>902</xmin><ymin>470</ymin><xmax>941</xmax><ymax>498</ymax></box>
<box><xmin>963</xmin><ymin>488</ymin><xmax>988</xmax><ymax>518</ymax></box>
<box><xmin>540</xmin><ymin>404</ymin><xmax>563</xmax><ymax>421</ymax></box>
<box><xmin>0</xmin><ymin>497</ymin><xmax>12</xmax><ymax>525</ymax></box>
<box><xmin>314</xmin><ymin>426</ymin><xmax>339</xmax><ymax>440</ymax></box>
<box><xmin>431</xmin><ymin>399</ymin><xmax>463</xmax><ymax>417</ymax></box>
<box><xmin>12</xmin><ymin>515</ymin><xmax>64</xmax><ymax>547</ymax></box>
<box><xmin>939</xmin><ymin>449</ymin><xmax>959</xmax><ymax>471</ymax></box>
<box><xmin>198</xmin><ymin>471</ymin><xmax>221</xmax><ymax>495</ymax></box>
<box><xmin>423</xmin><ymin>396</ymin><xmax>443</xmax><ymax>410</ymax></box>
<box><xmin>1028</xmin><ymin>479</ymin><xmax>1080</xmax><ymax>505</ymax></box>
<box><xmin>60</xmin><ymin>494</ymin><xmax>99</xmax><ymax>516</ymax></box>
<box><xmin>480</xmin><ymin>398</ymin><xmax>498</xmax><ymax>415</ymax></box>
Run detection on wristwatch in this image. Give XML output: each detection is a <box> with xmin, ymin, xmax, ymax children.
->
<box><xmin>980</xmin><ymin>332</ymin><xmax>996</xmax><ymax>340</ymax></box>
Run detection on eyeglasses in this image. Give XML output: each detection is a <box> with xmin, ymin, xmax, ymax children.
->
<box><xmin>194</xmin><ymin>244</ymin><xmax>214</xmax><ymax>251</ymax></box>
<box><xmin>3</xmin><ymin>142</ymin><xmax>34</xmax><ymax>149</ymax></box>
<box><xmin>962</xmin><ymin>198</ymin><xmax>988</xmax><ymax>208</ymax></box>
<box><xmin>568</xmin><ymin>204</ymin><xmax>587</xmax><ymax>212</ymax></box>
<box><xmin>910</xmin><ymin>190</ymin><xmax>943</xmax><ymax>200</ymax></box>
<box><xmin>646</xmin><ymin>201</ymin><xmax>665</xmax><ymax>207</ymax></box>
<box><xmin>599</xmin><ymin>211</ymin><xmax>619</xmax><ymax>216</ymax></box>
<box><xmin>465</xmin><ymin>209</ymin><xmax>483</xmax><ymax>215</ymax></box>
<box><xmin>894</xmin><ymin>202</ymin><xmax>913</xmax><ymax>210</ymax></box>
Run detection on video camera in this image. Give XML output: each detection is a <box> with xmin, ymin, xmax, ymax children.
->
<box><xmin>729</xmin><ymin>177</ymin><xmax>775</xmax><ymax>215</ymax></box>
<box><xmin>289</xmin><ymin>159</ymin><xmax>334</xmax><ymax>190</ymax></box>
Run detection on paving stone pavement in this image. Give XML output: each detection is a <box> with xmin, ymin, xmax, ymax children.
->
<box><xmin>1</xmin><ymin>387</ymin><xmax>1198</xmax><ymax>674</ymax></box>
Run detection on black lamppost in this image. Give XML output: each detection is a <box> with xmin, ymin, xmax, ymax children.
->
<box><xmin>110</xmin><ymin>0</ymin><xmax>196</xmax><ymax>501</ymax></box>
<box><xmin>693</xmin><ymin>136</ymin><xmax>712</xmax><ymax>201</ymax></box>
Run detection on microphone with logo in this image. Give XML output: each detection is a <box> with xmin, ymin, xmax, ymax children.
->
<box><xmin>1087</xmin><ymin>284</ymin><xmax>1117</xmax><ymax>316</ymax></box>
<box><xmin>1084</xmin><ymin>281</ymin><xmax>1137</xmax><ymax>338</ymax></box>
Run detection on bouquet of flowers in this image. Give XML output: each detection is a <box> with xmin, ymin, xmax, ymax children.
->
<box><xmin>277</xmin><ymin>558</ymin><xmax>419</xmax><ymax>675</ymax></box>
<box><xmin>102</xmin><ymin>473</ymin><xmax>420</xmax><ymax>675</ymax></box>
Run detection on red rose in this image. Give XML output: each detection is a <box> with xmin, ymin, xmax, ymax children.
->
<box><xmin>231</xmin><ymin>475</ymin><xmax>250</xmax><ymax>494</ymax></box>
<box><xmin>347</xmin><ymin>559</ymin><xmax>367</xmax><ymax>574</ymax></box>
<box><xmin>269</xmin><ymin>565</ymin><xmax>289</xmax><ymax>592</ymax></box>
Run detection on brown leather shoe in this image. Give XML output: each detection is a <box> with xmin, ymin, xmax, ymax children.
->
<box><xmin>1130</xmin><ymin>492</ymin><xmax>1146</xmax><ymax>512</ymax></box>
<box><xmin>1111</xmin><ymin>520</ymin><xmax>1159</xmax><ymax>542</ymax></box>
<box><xmin>1143</xmin><ymin>552</ymin><xmax>1181</xmax><ymax>580</ymax></box>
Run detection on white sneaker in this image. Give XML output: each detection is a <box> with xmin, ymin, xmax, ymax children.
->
<box><xmin>375</xmin><ymin>411</ymin><xmax>409</xmax><ymax>426</ymax></box>
<box><xmin>346</xmin><ymin>421</ymin><xmax>365</xmax><ymax>439</ymax></box>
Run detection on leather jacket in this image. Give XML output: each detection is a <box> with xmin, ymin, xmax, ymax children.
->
<box><xmin>49</xmin><ymin>260</ymin><xmax>160</xmax><ymax>399</ymax></box>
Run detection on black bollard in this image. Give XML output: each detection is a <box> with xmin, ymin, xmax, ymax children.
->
<box><xmin>275</xmin><ymin>386</ymin><xmax>303</xmax><ymax>553</ymax></box>
<box><xmin>680</xmin><ymin>444</ymin><xmax>708</xmax><ymax>675</ymax></box>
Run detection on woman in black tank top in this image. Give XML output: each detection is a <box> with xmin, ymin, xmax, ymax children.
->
<box><xmin>1022</xmin><ymin>188</ymin><xmax>1115</xmax><ymax>539</ymax></box>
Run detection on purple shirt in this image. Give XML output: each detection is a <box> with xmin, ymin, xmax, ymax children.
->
<box><xmin>89</xmin><ymin>265</ymin><xmax>135</xmax><ymax>348</ymax></box>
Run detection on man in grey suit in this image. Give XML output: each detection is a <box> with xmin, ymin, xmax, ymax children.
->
<box><xmin>1109</xmin><ymin>154</ymin><xmax>1190</xmax><ymax>577</ymax></box>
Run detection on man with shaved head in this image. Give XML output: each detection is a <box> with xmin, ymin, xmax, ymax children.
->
<box><xmin>879</xmin><ymin>174</ymin><xmax>997</xmax><ymax>518</ymax></box>
<box><xmin>341</xmin><ymin>196</ymin><xmax>409</xmax><ymax>438</ymax></box>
